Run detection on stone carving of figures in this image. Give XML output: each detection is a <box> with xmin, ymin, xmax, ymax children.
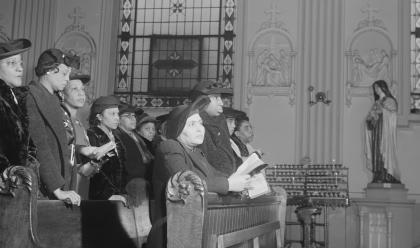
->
<box><xmin>255</xmin><ymin>49</ymin><xmax>290</xmax><ymax>86</ymax></box>
<box><xmin>365</xmin><ymin>80</ymin><xmax>400</xmax><ymax>184</ymax></box>
<box><xmin>352</xmin><ymin>49</ymin><xmax>390</xmax><ymax>83</ymax></box>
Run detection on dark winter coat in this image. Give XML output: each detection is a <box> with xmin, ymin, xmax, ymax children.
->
<box><xmin>87</xmin><ymin>126</ymin><xmax>127</xmax><ymax>200</ymax></box>
<box><xmin>148</xmin><ymin>139</ymin><xmax>229</xmax><ymax>248</ymax></box>
<box><xmin>198</xmin><ymin>111</ymin><xmax>238</xmax><ymax>176</ymax></box>
<box><xmin>0</xmin><ymin>79</ymin><xmax>37</xmax><ymax>172</ymax></box>
<box><xmin>26</xmin><ymin>81</ymin><xmax>73</xmax><ymax>197</ymax></box>
<box><xmin>114</xmin><ymin>128</ymin><xmax>153</xmax><ymax>182</ymax></box>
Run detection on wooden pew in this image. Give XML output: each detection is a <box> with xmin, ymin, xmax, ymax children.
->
<box><xmin>0</xmin><ymin>166</ymin><xmax>151</xmax><ymax>248</ymax></box>
<box><xmin>166</xmin><ymin>170</ymin><xmax>287</xmax><ymax>248</ymax></box>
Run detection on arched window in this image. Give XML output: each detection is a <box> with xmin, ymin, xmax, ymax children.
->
<box><xmin>115</xmin><ymin>0</ymin><xmax>235</xmax><ymax>107</ymax></box>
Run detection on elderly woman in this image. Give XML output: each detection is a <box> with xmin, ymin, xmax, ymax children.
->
<box><xmin>87</xmin><ymin>96</ymin><xmax>128</xmax><ymax>202</ymax></box>
<box><xmin>0</xmin><ymin>38</ymin><xmax>36</xmax><ymax>173</ymax></box>
<box><xmin>148</xmin><ymin>96</ymin><xmax>251</xmax><ymax>248</ymax></box>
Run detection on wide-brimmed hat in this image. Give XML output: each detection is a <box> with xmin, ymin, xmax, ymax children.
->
<box><xmin>0</xmin><ymin>38</ymin><xmax>31</xmax><ymax>60</ymax></box>
<box><xmin>190</xmin><ymin>80</ymin><xmax>233</xmax><ymax>101</ymax></box>
<box><xmin>166</xmin><ymin>95</ymin><xmax>210</xmax><ymax>139</ymax></box>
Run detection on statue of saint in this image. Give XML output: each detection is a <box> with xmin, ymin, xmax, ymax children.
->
<box><xmin>365</xmin><ymin>80</ymin><xmax>400</xmax><ymax>183</ymax></box>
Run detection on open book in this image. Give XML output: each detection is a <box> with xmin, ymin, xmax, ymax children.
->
<box><xmin>233</xmin><ymin>152</ymin><xmax>271</xmax><ymax>199</ymax></box>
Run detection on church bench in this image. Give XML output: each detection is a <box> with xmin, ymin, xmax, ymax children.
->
<box><xmin>0</xmin><ymin>166</ymin><xmax>150</xmax><ymax>248</ymax></box>
<box><xmin>166</xmin><ymin>170</ymin><xmax>287</xmax><ymax>248</ymax></box>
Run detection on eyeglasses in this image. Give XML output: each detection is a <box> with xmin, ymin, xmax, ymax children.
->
<box><xmin>2</xmin><ymin>59</ymin><xmax>23</xmax><ymax>68</ymax></box>
<box><xmin>120</xmin><ymin>113</ymin><xmax>136</xmax><ymax>119</ymax></box>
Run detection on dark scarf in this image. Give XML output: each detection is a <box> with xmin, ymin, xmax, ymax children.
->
<box><xmin>231</xmin><ymin>133</ymin><xmax>249</xmax><ymax>157</ymax></box>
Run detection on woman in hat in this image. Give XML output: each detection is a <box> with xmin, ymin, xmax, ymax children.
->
<box><xmin>87</xmin><ymin>96</ymin><xmax>128</xmax><ymax>202</ymax></box>
<box><xmin>148</xmin><ymin>96</ymin><xmax>252</xmax><ymax>248</ymax></box>
<box><xmin>0</xmin><ymin>38</ymin><xmax>37</xmax><ymax>174</ymax></box>
<box><xmin>62</xmin><ymin>72</ymin><xmax>105</xmax><ymax>199</ymax></box>
<box><xmin>26</xmin><ymin>48</ymin><xmax>80</xmax><ymax>205</ymax></box>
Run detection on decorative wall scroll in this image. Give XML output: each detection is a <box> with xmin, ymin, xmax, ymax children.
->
<box><xmin>345</xmin><ymin>1</ymin><xmax>396</xmax><ymax>107</ymax></box>
<box><xmin>247</xmin><ymin>1</ymin><xmax>296</xmax><ymax>107</ymax></box>
<box><xmin>0</xmin><ymin>29</ymin><xmax>9</xmax><ymax>42</ymax></box>
<box><xmin>55</xmin><ymin>7</ymin><xmax>96</xmax><ymax>104</ymax></box>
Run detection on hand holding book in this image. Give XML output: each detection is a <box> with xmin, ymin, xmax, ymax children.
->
<box><xmin>233</xmin><ymin>152</ymin><xmax>271</xmax><ymax>198</ymax></box>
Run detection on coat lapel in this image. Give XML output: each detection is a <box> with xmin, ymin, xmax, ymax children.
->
<box><xmin>181</xmin><ymin>144</ymin><xmax>209</xmax><ymax>177</ymax></box>
<box><xmin>28</xmin><ymin>82</ymin><xmax>67</xmax><ymax>145</ymax></box>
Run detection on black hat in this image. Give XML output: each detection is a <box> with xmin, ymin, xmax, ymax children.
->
<box><xmin>190</xmin><ymin>80</ymin><xmax>233</xmax><ymax>101</ymax></box>
<box><xmin>134</xmin><ymin>107</ymin><xmax>144</xmax><ymax>118</ymax></box>
<box><xmin>35</xmin><ymin>48</ymin><xmax>75</xmax><ymax>77</ymax></box>
<box><xmin>90</xmin><ymin>96</ymin><xmax>120</xmax><ymax>116</ymax></box>
<box><xmin>223</xmin><ymin>107</ymin><xmax>247</xmax><ymax>119</ymax></box>
<box><xmin>166</xmin><ymin>95</ymin><xmax>210</xmax><ymax>139</ymax></box>
<box><xmin>156</xmin><ymin>113</ymin><xmax>170</xmax><ymax>123</ymax></box>
<box><xmin>0</xmin><ymin>38</ymin><xmax>31</xmax><ymax>60</ymax></box>
<box><xmin>137</xmin><ymin>113</ymin><xmax>157</xmax><ymax>126</ymax></box>
<box><xmin>119</xmin><ymin>103</ymin><xmax>136</xmax><ymax>116</ymax></box>
<box><xmin>69</xmin><ymin>72</ymin><xmax>91</xmax><ymax>84</ymax></box>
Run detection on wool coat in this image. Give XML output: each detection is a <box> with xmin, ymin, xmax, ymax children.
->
<box><xmin>26</xmin><ymin>81</ymin><xmax>74</xmax><ymax>197</ymax></box>
<box><xmin>87</xmin><ymin>126</ymin><xmax>127</xmax><ymax>200</ymax></box>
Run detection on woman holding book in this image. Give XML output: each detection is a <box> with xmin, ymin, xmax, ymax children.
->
<box><xmin>148</xmin><ymin>96</ymin><xmax>251</xmax><ymax>248</ymax></box>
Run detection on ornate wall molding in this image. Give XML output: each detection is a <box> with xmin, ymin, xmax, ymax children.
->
<box><xmin>246</xmin><ymin>1</ymin><xmax>296</xmax><ymax>108</ymax></box>
<box><xmin>0</xmin><ymin>14</ymin><xmax>10</xmax><ymax>42</ymax></box>
<box><xmin>345</xmin><ymin>1</ymin><xmax>396</xmax><ymax>107</ymax></box>
<box><xmin>55</xmin><ymin>7</ymin><xmax>97</xmax><ymax>104</ymax></box>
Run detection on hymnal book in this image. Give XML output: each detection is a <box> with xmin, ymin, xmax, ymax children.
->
<box><xmin>247</xmin><ymin>173</ymin><xmax>270</xmax><ymax>199</ymax></box>
<box><xmin>233</xmin><ymin>152</ymin><xmax>271</xmax><ymax>199</ymax></box>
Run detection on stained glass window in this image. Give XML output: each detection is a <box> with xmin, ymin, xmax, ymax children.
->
<box><xmin>116</xmin><ymin>0</ymin><xmax>235</xmax><ymax>107</ymax></box>
<box><xmin>411</xmin><ymin>0</ymin><xmax>420</xmax><ymax>113</ymax></box>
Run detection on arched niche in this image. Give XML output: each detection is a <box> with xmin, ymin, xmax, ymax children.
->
<box><xmin>55</xmin><ymin>30</ymin><xmax>97</xmax><ymax>104</ymax></box>
<box><xmin>247</xmin><ymin>28</ymin><xmax>296</xmax><ymax>108</ymax></box>
<box><xmin>345</xmin><ymin>27</ymin><xmax>396</xmax><ymax>107</ymax></box>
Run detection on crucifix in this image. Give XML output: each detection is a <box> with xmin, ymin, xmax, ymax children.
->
<box><xmin>68</xmin><ymin>7</ymin><xmax>86</xmax><ymax>28</ymax></box>
<box><xmin>265</xmin><ymin>1</ymin><xmax>282</xmax><ymax>26</ymax></box>
<box><xmin>361</xmin><ymin>0</ymin><xmax>378</xmax><ymax>22</ymax></box>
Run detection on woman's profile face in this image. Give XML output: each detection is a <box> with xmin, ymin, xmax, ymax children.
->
<box><xmin>0</xmin><ymin>54</ymin><xmax>24</xmax><ymax>87</ymax></box>
<box><xmin>98</xmin><ymin>107</ymin><xmax>120</xmax><ymax>130</ymax></box>
<box><xmin>178</xmin><ymin>113</ymin><xmax>205</xmax><ymax>147</ymax></box>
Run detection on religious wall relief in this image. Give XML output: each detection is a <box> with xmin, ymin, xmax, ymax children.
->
<box><xmin>345</xmin><ymin>1</ymin><xmax>396</xmax><ymax>107</ymax></box>
<box><xmin>246</xmin><ymin>1</ymin><xmax>296</xmax><ymax>107</ymax></box>
<box><xmin>55</xmin><ymin>7</ymin><xmax>96</xmax><ymax>104</ymax></box>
